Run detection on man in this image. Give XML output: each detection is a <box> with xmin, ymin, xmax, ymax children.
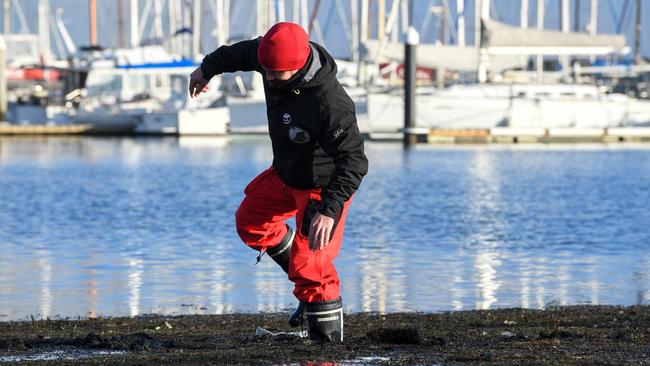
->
<box><xmin>189</xmin><ymin>22</ymin><xmax>368</xmax><ymax>343</ymax></box>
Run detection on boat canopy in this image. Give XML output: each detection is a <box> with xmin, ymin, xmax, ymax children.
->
<box><xmin>359</xmin><ymin>40</ymin><xmax>527</xmax><ymax>73</ymax></box>
<box><xmin>482</xmin><ymin>19</ymin><xmax>629</xmax><ymax>56</ymax></box>
<box><xmin>360</xmin><ymin>41</ymin><xmax>478</xmax><ymax>71</ymax></box>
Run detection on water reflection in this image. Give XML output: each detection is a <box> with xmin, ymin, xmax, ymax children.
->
<box><xmin>0</xmin><ymin>137</ymin><xmax>649</xmax><ymax>320</ymax></box>
<box><xmin>127</xmin><ymin>257</ymin><xmax>143</xmax><ymax>317</ymax></box>
<box><xmin>465</xmin><ymin>150</ymin><xmax>503</xmax><ymax>310</ymax></box>
<box><xmin>36</xmin><ymin>249</ymin><xmax>53</xmax><ymax>318</ymax></box>
<box><xmin>635</xmin><ymin>256</ymin><xmax>650</xmax><ymax>305</ymax></box>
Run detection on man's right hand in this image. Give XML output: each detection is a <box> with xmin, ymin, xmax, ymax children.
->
<box><xmin>189</xmin><ymin>66</ymin><xmax>210</xmax><ymax>98</ymax></box>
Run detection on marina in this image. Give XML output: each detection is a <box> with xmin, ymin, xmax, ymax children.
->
<box><xmin>1</xmin><ymin>1</ymin><xmax>650</xmax><ymax>364</ymax></box>
<box><xmin>0</xmin><ymin>1</ymin><xmax>649</xmax><ymax>139</ymax></box>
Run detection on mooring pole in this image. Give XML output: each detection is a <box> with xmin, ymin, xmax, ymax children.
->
<box><xmin>404</xmin><ymin>0</ymin><xmax>418</xmax><ymax>148</ymax></box>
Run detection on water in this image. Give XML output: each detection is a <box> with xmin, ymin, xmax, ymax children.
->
<box><xmin>0</xmin><ymin>137</ymin><xmax>649</xmax><ymax>320</ymax></box>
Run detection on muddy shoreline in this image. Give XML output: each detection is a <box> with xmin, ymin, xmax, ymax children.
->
<box><xmin>1</xmin><ymin>305</ymin><xmax>648</xmax><ymax>365</ymax></box>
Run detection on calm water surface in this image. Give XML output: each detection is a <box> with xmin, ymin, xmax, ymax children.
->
<box><xmin>0</xmin><ymin>137</ymin><xmax>649</xmax><ymax>320</ymax></box>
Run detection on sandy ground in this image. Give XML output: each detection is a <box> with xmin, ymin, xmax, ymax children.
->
<box><xmin>0</xmin><ymin>305</ymin><xmax>649</xmax><ymax>365</ymax></box>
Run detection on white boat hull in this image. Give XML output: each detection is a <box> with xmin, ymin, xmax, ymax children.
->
<box><xmin>367</xmin><ymin>84</ymin><xmax>650</xmax><ymax>133</ymax></box>
<box><xmin>136</xmin><ymin>107</ymin><xmax>229</xmax><ymax>135</ymax></box>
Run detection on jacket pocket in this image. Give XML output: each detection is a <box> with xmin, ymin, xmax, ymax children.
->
<box><xmin>300</xmin><ymin>197</ymin><xmax>340</xmax><ymax>240</ymax></box>
<box><xmin>244</xmin><ymin>167</ymin><xmax>274</xmax><ymax>195</ymax></box>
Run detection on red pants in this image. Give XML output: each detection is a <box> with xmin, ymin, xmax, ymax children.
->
<box><xmin>235</xmin><ymin>167</ymin><xmax>351</xmax><ymax>303</ymax></box>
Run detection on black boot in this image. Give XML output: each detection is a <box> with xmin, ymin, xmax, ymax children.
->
<box><xmin>288</xmin><ymin>301</ymin><xmax>305</xmax><ymax>327</ymax></box>
<box><xmin>259</xmin><ymin>225</ymin><xmax>304</xmax><ymax>327</ymax></box>
<box><xmin>305</xmin><ymin>297</ymin><xmax>343</xmax><ymax>343</ymax></box>
<box><xmin>265</xmin><ymin>225</ymin><xmax>294</xmax><ymax>274</ymax></box>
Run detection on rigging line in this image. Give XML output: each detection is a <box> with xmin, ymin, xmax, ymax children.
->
<box><xmin>420</xmin><ymin>0</ymin><xmax>436</xmax><ymax>43</ymax></box>
<box><xmin>334</xmin><ymin>0</ymin><xmax>352</xmax><ymax>45</ymax></box>
<box><xmin>49</xmin><ymin>12</ymin><xmax>65</xmax><ymax>58</ymax></box>
<box><xmin>490</xmin><ymin>0</ymin><xmax>500</xmax><ymax>21</ymax></box>
<box><xmin>245</xmin><ymin>3</ymin><xmax>256</xmax><ymax>37</ymax></box>
<box><xmin>321</xmin><ymin>1</ymin><xmax>336</xmax><ymax>38</ymax></box>
<box><xmin>617</xmin><ymin>0</ymin><xmax>630</xmax><ymax>33</ymax></box>
<box><xmin>313</xmin><ymin>18</ymin><xmax>327</xmax><ymax>48</ymax></box>
<box><xmin>138</xmin><ymin>0</ymin><xmax>153</xmax><ymax>39</ymax></box>
<box><xmin>308</xmin><ymin>0</ymin><xmax>322</xmax><ymax>34</ymax></box>
<box><xmin>441</xmin><ymin>0</ymin><xmax>457</xmax><ymax>44</ymax></box>
<box><xmin>11</xmin><ymin>0</ymin><xmax>30</xmax><ymax>34</ymax></box>
<box><xmin>605</xmin><ymin>0</ymin><xmax>620</xmax><ymax>32</ymax></box>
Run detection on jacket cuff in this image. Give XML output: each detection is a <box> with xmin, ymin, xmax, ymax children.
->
<box><xmin>319</xmin><ymin>198</ymin><xmax>342</xmax><ymax>219</ymax></box>
<box><xmin>200</xmin><ymin>58</ymin><xmax>217</xmax><ymax>80</ymax></box>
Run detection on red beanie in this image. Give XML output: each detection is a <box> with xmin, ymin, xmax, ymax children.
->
<box><xmin>258</xmin><ymin>22</ymin><xmax>310</xmax><ymax>71</ymax></box>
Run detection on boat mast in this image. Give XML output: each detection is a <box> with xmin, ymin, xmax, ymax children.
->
<box><xmin>391</xmin><ymin>0</ymin><xmax>404</xmax><ymax>43</ymax></box>
<box><xmin>520</xmin><ymin>0</ymin><xmax>528</xmax><ymax>28</ymax></box>
<box><xmin>439</xmin><ymin>1</ymin><xmax>446</xmax><ymax>44</ymax></box>
<box><xmin>3</xmin><ymin>0</ymin><xmax>9</xmax><ymax>35</ymax></box>
<box><xmin>89</xmin><ymin>0</ymin><xmax>97</xmax><ymax>45</ymax></box>
<box><xmin>131</xmin><ymin>0</ymin><xmax>139</xmax><ymax>47</ymax></box>
<box><xmin>192</xmin><ymin>0</ymin><xmax>201</xmax><ymax>60</ymax></box>
<box><xmin>215</xmin><ymin>0</ymin><xmax>224</xmax><ymax>47</ymax></box>
<box><xmin>560</xmin><ymin>0</ymin><xmax>569</xmax><ymax>78</ymax></box>
<box><xmin>214</xmin><ymin>0</ymin><xmax>230</xmax><ymax>47</ymax></box>
<box><xmin>275</xmin><ymin>0</ymin><xmax>285</xmax><ymax>22</ymax></box>
<box><xmin>589</xmin><ymin>0</ymin><xmax>597</xmax><ymax>35</ymax></box>
<box><xmin>378</xmin><ymin>0</ymin><xmax>385</xmax><ymax>43</ymax></box>
<box><xmin>477</xmin><ymin>0</ymin><xmax>490</xmax><ymax>83</ymax></box>
<box><xmin>536</xmin><ymin>0</ymin><xmax>544</xmax><ymax>81</ymax></box>
<box><xmin>118</xmin><ymin>0</ymin><xmax>126</xmax><ymax>48</ymax></box>
<box><xmin>457</xmin><ymin>0</ymin><xmax>465</xmax><ymax>46</ymax></box>
<box><xmin>292</xmin><ymin>0</ymin><xmax>298</xmax><ymax>23</ymax></box>
<box><xmin>38</xmin><ymin>0</ymin><xmax>51</xmax><ymax>63</ymax></box>
<box><xmin>350</xmin><ymin>0</ymin><xmax>359</xmax><ymax>65</ymax></box>
<box><xmin>153</xmin><ymin>0</ymin><xmax>163</xmax><ymax>42</ymax></box>
<box><xmin>0</xmin><ymin>37</ymin><xmax>6</xmax><ymax>122</ymax></box>
<box><xmin>168</xmin><ymin>0</ymin><xmax>177</xmax><ymax>53</ymax></box>
<box><xmin>223</xmin><ymin>0</ymin><xmax>230</xmax><ymax>43</ymax></box>
<box><xmin>634</xmin><ymin>0</ymin><xmax>642</xmax><ymax>64</ymax></box>
<box><xmin>574</xmin><ymin>0</ymin><xmax>580</xmax><ymax>31</ymax></box>
<box><xmin>300</xmin><ymin>0</ymin><xmax>308</xmax><ymax>30</ymax></box>
<box><xmin>359</xmin><ymin>0</ymin><xmax>369</xmax><ymax>85</ymax></box>
<box><xmin>256</xmin><ymin>0</ymin><xmax>270</xmax><ymax>36</ymax></box>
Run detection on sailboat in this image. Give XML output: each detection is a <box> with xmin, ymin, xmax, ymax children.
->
<box><xmin>360</xmin><ymin>0</ymin><xmax>650</xmax><ymax>137</ymax></box>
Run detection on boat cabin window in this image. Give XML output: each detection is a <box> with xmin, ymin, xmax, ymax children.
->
<box><xmin>85</xmin><ymin>73</ymin><xmax>122</xmax><ymax>97</ymax></box>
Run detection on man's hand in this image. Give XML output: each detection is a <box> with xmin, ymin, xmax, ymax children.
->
<box><xmin>189</xmin><ymin>66</ymin><xmax>210</xmax><ymax>98</ymax></box>
<box><xmin>309</xmin><ymin>213</ymin><xmax>335</xmax><ymax>252</ymax></box>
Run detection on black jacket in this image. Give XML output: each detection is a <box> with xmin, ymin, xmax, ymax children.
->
<box><xmin>201</xmin><ymin>38</ymin><xmax>368</xmax><ymax>219</ymax></box>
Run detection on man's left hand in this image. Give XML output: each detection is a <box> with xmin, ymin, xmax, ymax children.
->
<box><xmin>309</xmin><ymin>213</ymin><xmax>334</xmax><ymax>252</ymax></box>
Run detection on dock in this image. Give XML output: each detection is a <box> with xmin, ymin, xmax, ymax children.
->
<box><xmin>0</xmin><ymin>122</ymin><xmax>95</xmax><ymax>135</ymax></box>
<box><xmin>422</xmin><ymin>127</ymin><xmax>650</xmax><ymax>144</ymax></box>
<box><xmin>3</xmin><ymin>121</ymin><xmax>650</xmax><ymax>143</ymax></box>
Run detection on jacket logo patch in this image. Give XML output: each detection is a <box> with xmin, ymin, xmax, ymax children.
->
<box><xmin>282</xmin><ymin>113</ymin><xmax>292</xmax><ymax>125</ymax></box>
<box><xmin>289</xmin><ymin>126</ymin><xmax>310</xmax><ymax>144</ymax></box>
<box><xmin>333</xmin><ymin>128</ymin><xmax>344</xmax><ymax>139</ymax></box>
